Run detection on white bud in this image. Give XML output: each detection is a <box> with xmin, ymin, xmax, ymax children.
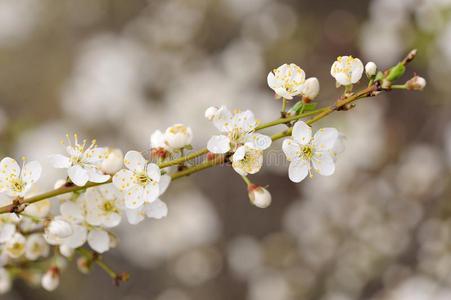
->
<box><xmin>59</xmin><ymin>245</ymin><xmax>74</xmax><ymax>258</ymax></box>
<box><xmin>41</xmin><ymin>268</ymin><xmax>59</xmax><ymax>291</ymax></box>
<box><xmin>248</xmin><ymin>185</ymin><xmax>271</xmax><ymax>208</ymax></box>
<box><xmin>205</xmin><ymin>106</ymin><xmax>219</xmax><ymax>120</ymax></box>
<box><xmin>164</xmin><ymin>124</ymin><xmax>193</xmax><ymax>149</ymax></box>
<box><xmin>101</xmin><ymin>148</ymin><xmax>124</xmax><ymax>175</ymax></box>
<box><xmin>302</xmin><ymin>77</ymin><xmax>320</xmax><ymax>100</ymax></box>
<box><xmin>365</xmin><ymin>62</ymin><xmax>377</xmax><ymax>77</ymax></box>
<box><xmin>46</xmin><ymin>219</ymin><xmax>73</xmax><ymax>239</ymax></box>
<box><xmin>406</xmin><ymin>76</ymin><xmax>426</xmax><ymax>91</ymax></box>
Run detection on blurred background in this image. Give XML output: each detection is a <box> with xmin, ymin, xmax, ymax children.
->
<box><xmin>1</xmin><ymin>0</ymin><xmax>451</xmax><ymax>299</ymax></box>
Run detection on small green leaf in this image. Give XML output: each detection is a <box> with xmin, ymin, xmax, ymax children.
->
<box><xmin>386</xmin><ymin>63</ymin><xmax>406</xmax><ymax>82</ymax></box>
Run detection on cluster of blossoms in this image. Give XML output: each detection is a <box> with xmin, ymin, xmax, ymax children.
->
<box><xmin>0</xmin><ymin>51</ymin><xmax>424</xmax><ymax>293</ymax></box>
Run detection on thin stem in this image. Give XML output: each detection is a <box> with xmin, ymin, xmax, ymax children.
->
<box><xmin>159</xmin><ymin>148</ymin><xmax>208</xmax><ymax>168</ymax></box>
<box><xmin>391</xmin><ymin>84</ymin><xmax>408</xmax><ymax>90</ymax></box>
<box><xmin>241</xmin><ymin>175</ymin><xmax>251</xmax><ymax>186</ymax></box>
<box><xmin>171</xmin><ymin>156</ymin><xmax>225</xmax><ymax>180</ymax></box>
<box><xmin>281</xmin><ymin>98</ymin><xmax>287</xmax><ymax>113</ymax></box>
<box><xmin>76</xmin><ymin>248</ymin><xmax>117</xmax><ymax>279</ymax></box>
<box><xmin>255</xmin><ymin>108</ymin><xmax>326</xmax><ymax>131</ymax></box>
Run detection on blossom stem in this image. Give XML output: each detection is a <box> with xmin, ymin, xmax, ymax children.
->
<box><xmin>170</xmin><ymin>156</ymin><xmax>225</xmax><ymax>180</ymax></box>
<box><xmin>281</xmin><ymin>98</ymin><xmax>287</xmax><ymax>113</ymax></box>
<box><xmin>76</xmin><ymin>248</ymin><xmax>117</xmax><ymax>280</ymax></box>
<box><xmin>255</xmin><ymin>108</ymin><xmax>327</xmax><ymax>131</ymax></box>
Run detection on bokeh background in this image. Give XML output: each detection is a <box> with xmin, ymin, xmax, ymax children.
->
<box><xmin>1</xmin><ymin>0</ymin><xmax>451</xmax><ymax>299</ymax></box>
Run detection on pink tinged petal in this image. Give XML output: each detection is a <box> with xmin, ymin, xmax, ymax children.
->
<box><xmin>292</xmin><ymin>121</ymin><xmax>312</xmax><ymax>145</ymax></box>
<box><xmin>145</xmin><ymin>199</ymin><xmax>168</xmax><ymax>219</ymax></box>
<box><xmin>124</xmin><ymin>185</ymin><xmax>145</xmax><ymax>209</ymax></box>
<box><xmin>232</xmin><ymin>146</ymin><xmax>246</xmax><ymax>162</ymax></box>
<box><xmin>87</xmin><ymin>229</ymin><xmax>109</xmax><ymax>253</ymax></box>
<box><xmin>63</xmin><ymin>224</ymin><xmax>87</xmax><ymax>248</ymax></box>
<box><xmin>143</xmin><ymin>182</ymin><xmax>159</xmax><ymax>203</ymax></box>
<box><xmin>282</xmin><ymin>139</ymin><xmax>301</xmax><ymax>161</ymax></box>
<box><xmin>146</xmin><ymin>163</ymin><xmax>161</xmax><ymax>182</ymax></box>
<box><xmin>112</xmin><ymin>169</ymin><xmax>136</xmax><ymax>191</ymax></box>
<box><xmin>48</xmin><ymin>155</ymin><xmax>71</xmax><ymax>169</ymax></box>
<box><xmin>68</xmin><ymin>165</ymin><xmax>89</xmax><ymax>186</ymax></box>
<box><xmin>312</xmin><ymin>128</ymin><xmax>339</xmax><ymax>151</ymax></box>
<box><xmin>159</xmin><ymin>174</ymin><xmax>171</xmax><ymax>195</ymax></box>
<box><xmin>125</xmin><ymin>208</ymin><xmax>145</xmax><ymax>225</ymax></box>
<box><xmin>0</xmin><ymin>157</ymin><xmax>20</xmax><ymax>178</ymax></box>
<box><xmin>312</xmin><ymin>152</ymin><xmax>335</xmax><ymax>176</ymax></box>
<box><xmin>246</xmin><ymin>133</ymin><xmax>272</xmax><ymax>150</ymax></box>
<box><xmin>21</xmin><ymin>161</ymin><xmax>41</xmax><ymax>184</ymax></box>
<box><xmin>124</xmin><ymin>150</ymin><xmax>146</xmax><ymax>172</ymax></box>
<box><xmin>87</xmin><ymin>167</ymin><xmax>110</xmax><ymax>183</ymax></box>
<box><xmin>207</xmin><ymin>135</ymin><xmax>230</xmax><ymax>154</ymax></box>
<box><xmin>288</xmin><ymin>159</ymin><xmax>310</xmax><ymax>183</ymax></box>
<box><xmin>103</xmin><ymin>213</ymin><xmax>121</xmax><ymax>228</ymax></box>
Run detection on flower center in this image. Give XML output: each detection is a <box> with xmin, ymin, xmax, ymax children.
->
<box><xmin>103</xmin><ymin>201</ymin><xmax>115</xmax><ymax>212</ymax></box>
<box><xmin>9</xmin><ymin>177</ymin><xmax>25</xmax><ymax>193</ymax></box>
<box><xmin>301</xmin><ymin>145</ymin><xmax>314</xmax><ymax>160</ymax></box>
<box><xmin>136</xmin><ymin>172</ymin><xmax>150</xmax><ymax>186</ymax></box>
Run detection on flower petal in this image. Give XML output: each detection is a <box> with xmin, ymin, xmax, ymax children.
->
<box><xmin>312</xmin><ymin>152</ymin><xmax>335</xmax><ymax>176</ymax></box>
<box><xmin>312</xmin><ymin>128</ymin><xmax>338</xmax><ymax>151</ymax></box>
<box><xmin>159</xmin><ymin>174</ymin><xmax>171</xmax><ymax>195</ymax></box>
<box><xmin>87</xmin><ymin>229</ymin><xmax>109</xmax><ymax>253</ymax></box>
<box><xmin>48</xmin><ymin>154</ymin><xmax>71</xmax><ymax>169</ymax></box>
<box><xmin>207</xmin><ymin>135</ymin><xmax>230</xmax><ymax>154</ymax></box>
<box><xmin>146</xmin><ymin>163</ymin><xmax>161</xmax><ymax>182</ymax></box>
<box><xmin>87</xmin><ymin>167</ymin><xmax>110</xmax><ymax>183</ymax></box>
<box><xmin>143</xmin><ymin>182</ymin><xmax>159</xmax><ymax>203</ymax></box>
<box><xmin>68</xmin><ymin>165</ymin><xmax>89</xmax><ymax>186</ymax></box>
<box><xmin>124</xmin><ymin>150</ymin><xmax>146</xmax><ymax>172</ymax></box>
<box><xmin>112</xmin><ymin>169</ymin><xmax>136</xmax><ymax>191</ymax></box>
<box><xmin>0</xmin><ymin>157</ymin><xmax>20</xmax><ymax>179</ymax></box>
<box><xmin>63</xmin><ymin>224</ymin><xmax>87</xmax><ymax>249</ymax></box>
<box><xmin>288</xmin><ymin>158</ymin><xmax>309</xmax><ymax>183</ymax></box>
<box><xmin>292</xmin><ymin>121</ymin><xmax>312</xmax><ymax>145</ymax></box>
<box><xmin>232</xmin><ymin>146</ymin><xmax>246</xmax><ymax>162</ymax></box>
<box><xmin>21</xmin><ymin>161</ymin><xmax>41</xmax><ymax>184</ymax></box>
<box><xmin>145</xmin><ymin>199</ymin><xmax>168</xmax><ymax>219</ymax></box>
<box><xmin>282</xmin><ymin>139</ymin><xmax>301</xmax><ymax>161</ymax></box>
<box><xmin>246</xmin><ymin>133</ymin><xmax>272</xmax><ymax>150</ymax></box>
<box><xmin>124</xmin><ymin>185</ymin><xmax>145</xmax><ymax>209</ymax></box>
<box><xmin>125</xmin><ymin>207</ymin><xmax>145</xmax><ymax>225</ymax></box>
<box><xmin>84</xmin><ymin>147</ymin><xmax>108</xmax><ymax>164</ymax></box>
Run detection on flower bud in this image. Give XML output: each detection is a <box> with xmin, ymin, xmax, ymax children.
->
<box><xmin>301</xmin><ymin>77</ymin><xmax>320</xmax><ymax>101</ymax></box>
<box><xmin>59</xmin><ymin>245</ymin><xmax>74</xmax><ymax>258</ymax></box>
<box><xmin>365</xmin><ymin>62</ymin><xmax>377</xmax><ymax>77</ymax></box>
<box><xmin>164</xmin><ymin>124</ymin><xmax>193</xmax><ymax>149</ymax></box>
<box><xmin>101</xmin><ymin>148</ymin><xmax>124</xmax><ymax>175</ymax></box>
<box><xmin>46</xmin><ymin>219</ymin><xmax>72</xmax><ymax>239</ymax></box>
<box><xmin>248</xmin><ymin>184</ymin><xmax>271</xmax><ymax>208</ymax></box>
<box><xmin>41</xmin><ymin>267</ymin><xmax>59</xmax><ymax>291</ymax></box>
<box><xmin>76</xmin><ymin>256</ymin><xmax>91</xmax><ymax>274</ymax></box>
<box><xmin>205</xmin><ymin>106</ymin><xmax>219</xmax><ymax>120</ymax></box>
<box><xmin>406</xmin><ymin>76</ymin><xmax>426</xmax><ymax>91</ymax></box>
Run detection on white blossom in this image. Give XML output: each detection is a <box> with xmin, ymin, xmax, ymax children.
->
<box><xmin>113</xmin><ymin>151</ymin><xmax>161</xmax><ymax>209</ymax></box>
<box><xmin>301</xmin><ymin>77</ymin><xmax>320</xmax><ymax>100</ymax></box>
<box><xmin>41</xmin><ymin>268</ymin><xmax>59</xmax><ymax>291</ymax></box>
<box><xmin>206</xmin><ymin>106</ymin><xmax>271</xmax><ymax>154</ymax></box>
<box><xmin>100</xmin><ymin>148</ymin><xmax>124</xmax><ymax>175</ymax></box>
<box><xmin>267</xmin><ymin>63</ymin><xmax>305</xmax><ymax>99</ymax></box>
<box><xmin>49</xmin><ymin>134</ymin><xmax>110</xmax><ymax>186</ymax></box>
<box><xmin>282</xmin><ymin>121</ymin><xmax>340</xmax><ymax>182</ymax></box>
<box><xmin>204</xmin><ymin>106</ymin><xmax>219</xmax><ymax>120</ymax></box>
<box><xmin>45</xmin><ymin>218</ymin><xmax>73</xmax><ymax>240</ymax></box>
<box><xmin>330</xmin><ymin>56</ymin><xmax>364</xmax><ymax>87</ymax></box>
<box><xmin>231</xmin><ymin>145</ymin><xmax>263</xmax><ymax>176</ymax></box>
<box><xmin>248</xmin><ymin>185</ymin><xmax>272</xmax><ymax>208</ymax></box>
<box><xmin>0</xmin><ymin>223</ymin><xmax>16</xmax><ymax>243</ymax></box>
<box><xmin>85</xmin><ymin>185</ymin><xmax>123</xmax><ymax>228</ymax></box>
<box><xmin>164</xmin><ymin>124</ymin><xmax>193</xmax><ymax>149</ymax></box>
<box><xmin>25</xmin><ymin>234</ymin><xmax>49</xmax><ymax>260</ymax></box>
<box><xmin>0</xmin><ymin>157</ymin><xmax>41</xmax><ymax>197</ymax></box>
<box><xmin>4</xmin><ymin>233</ymin><xmax>26</xmax><ymax>258</ymax></box>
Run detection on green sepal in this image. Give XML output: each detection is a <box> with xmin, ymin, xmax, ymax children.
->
<box><xmin>386</xmin><ymin>63</ymin><xmax>406</xmax><ymax>82</ymax></box>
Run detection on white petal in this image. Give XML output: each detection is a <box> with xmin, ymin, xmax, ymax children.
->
<box><xmin>21</xmin><ymin>161</ymin><xmax>41</xmax><ymax>184</ymax></box>
<box><xmin>207</xmin><ymin>135</ymin><xmax>230</xmax><ymax>154</ymax></box>
<box><xmin>60</xmin><ymin>201</ymin><xmax>84</xmax><ymax>223</ymax></box>
<box><xmin>312</xmin><ymin>128</ymin><xmax>339</xmax><ymax>151</ymax></box>
<box><xmin>48</xmin><ymin>154</ymin><xmax>71</xmax><ymax>169</ymax></box>
<box><xmin>246</xmin><ymin>133</ymin><xmax>272</xmax><ymax>150</ymax></box>
<box><xmin>84</xmin><ymin>147</ymin><xmax>108</xmax><ymax>164</ymax></box>
<box><xmin>232</xmin><ymin>146</ymin><xmax>246</xmax><ymax>162</ymax></box>
<box><xmin>288</xmin><ymin>159</ymin><xmax>309</xmax><ymax>183</ymax></box>
<box><xmin>125</xmin><ymin>207</ymin><xmax>145</xmax><ymax>225</ymax></box>
<box><xmin>68</xmin><ymin>165</ymin><xmax>89</xmax><ymax>186</ymax></box>
<box><xmin>312</xmin><ymin>152</ymin><xmax>335</xmax><ymax>176</ymax></box>
<box><xmin>351</xmin><ymin>58</ymin><xmax>364</xmax><ymax>83</ymax></box>
<box><xmin>233</xmin><ymin>110</ymin><xmax>257</xmax><ymax>133</ymax></box>
<box><xmin>63</xmin><ymin>224</ymin><xmax>87</xmax><ymax>248</ymax></box>
<box><xmin>212</xmin><ymin>106</ymin><xmax>233</xmax><ymax>132</ymax></box>
<box><xmin>0</xmin><ymin>157</ymin><xmax>20</xmax><ymax>179</ymax></box>
<box><xmin>146</xmin><ymin>163</ymin><xmax>161</xmax><ymax>182</ymax></box>
<box><xmin>87</xmin><ymin>229</ymin><xmax>109</xmax><ymax>253</ymax></box>
<box><xmin>124</xmin><ymin>150</ymin><xmax>146</xmax><ymax>172</ymax></box>
<box><xmin>292</xmin><ymin>121</ymin><xmax>312</xmax><ymax>145</ymax></box>
<box><xmin>112</xmin><ymin>169</ymin><xmax>136</xmax><ymax>191</ymax></box>
<box><xmin>150</xmin><ymin>130</ymin><xmax>166</xmax><ymax>149</ymax></box>
<box><xmin>145</xmin><ymin>199</ymin><xmax>168</xmax><ymax>219</ymax></box>
<box><xmin>335</xmin><ymin>73</ymin><xmax>350</xmax><ymax>86</ymax></box>
<box><xmin>103</xmin><ymin>213</ymin><xmax>121</xmax><ymax>228</ymax></box>
<box><xmin>267</xmin><ymin>72</ymin><xmax>277</xmax><ymax>89</ymax></box>
<box><xmin>282</xmin><ymin>139</ymin><xmax>301</xmax><ymax>161</ymax></box>
<box><xmin>124</xmin><ymin>185</ymin><xmax>145</xmax><ymax>209</ymax></box>
<box><xmin>0</xmin><ymin>224</ymin><xmax>16</xmax><ymax>243</ymax></box>
<box><xmin>159</xmin><ymin>174</ymin><xmax>171</xmax><ymax>195</ymax></box>
<box><xmin>143</xmin><ymin>182</ymin><xmax>159</xmax><ymax>203</ymax></box>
